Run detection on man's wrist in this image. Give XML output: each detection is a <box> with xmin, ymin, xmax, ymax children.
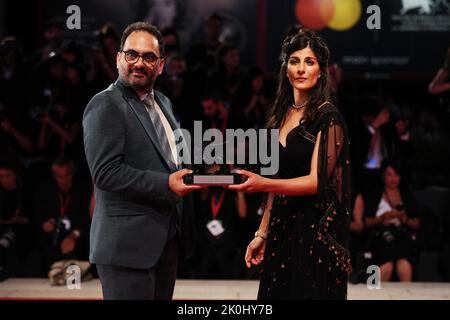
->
<box><xmin>70</xmin><ymin>230</ymin><xmax>81</xmax><ymax>239</ymax></box>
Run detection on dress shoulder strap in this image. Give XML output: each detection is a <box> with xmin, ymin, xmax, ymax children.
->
<box><xmin>317</xmin><ymin>100</ymin><xmax>334</xmax><ymax>110</ymax></box>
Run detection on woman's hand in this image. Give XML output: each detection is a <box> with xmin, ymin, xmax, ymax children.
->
<box><xmin>381</xmin><ymin>210</ymin><xmax>403</xmax><ymax>225</ymax></box>
<box><xmin>40</xmin><ymin>112</ymin><xmax>52</xmax><ymax>126</ymax></box>
<box><xmin>226</xmin><ymin>170</ymin><xmax>268</xmax><ymax>193</ymax></box>
<box><xmin>397</xmin><ymin>210</ymin><xmax>408</xmax><ymax>224</ymax></box>
<box><xmin>245</xmin><ymin>236</ymin><xmax>266</xmax><ymax>268</ymax></box>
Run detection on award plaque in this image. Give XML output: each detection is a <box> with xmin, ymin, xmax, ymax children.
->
<box><xmin>183</xmin><ymin>164</ymin><xmax>244</xmax><ymax>186</ymax></box>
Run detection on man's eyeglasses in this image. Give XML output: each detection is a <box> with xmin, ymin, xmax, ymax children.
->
<box><xmin>121</xmin><ymin>50</ymin><xmax>161</xmax><ymax>65</ymax></box>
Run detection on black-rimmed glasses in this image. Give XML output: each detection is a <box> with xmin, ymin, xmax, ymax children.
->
<box><xmin>121</xmin><ymin>50</ymin><xmax>161</xmax><ymax>65</ymax></box>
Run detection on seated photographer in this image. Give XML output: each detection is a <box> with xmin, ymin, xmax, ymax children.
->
<box><xmin>363</xmin><ymin>160</ymin><xmax>420</xmax><ymax>282</ymax></box>
<box><xmin>193</xmin><ymin>164</ymin><xmax>247</xmax><ymax>279</ymax></box>
<box><xmin>35</xmin><ymin>157</ymin><xmax>90</xmax><ymax>274</ymax></box>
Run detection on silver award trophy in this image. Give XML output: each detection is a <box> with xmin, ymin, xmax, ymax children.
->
<box><xmin>183</xmin><ymin>142</ymin><xmax>244</xmax><ymax>185</ymax></box>
<box><xmin>183</xmin><ymin>163</ymin><xmax>243</xmax><ymax>185</ymax></box>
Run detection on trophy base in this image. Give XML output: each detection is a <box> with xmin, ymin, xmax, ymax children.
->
<box><xmin>183</xmin><ymin>173</ymin><xmax>243</xmax><ymax>185</ymax></box>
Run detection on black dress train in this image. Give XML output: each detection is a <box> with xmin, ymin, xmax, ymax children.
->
<box><xmin>258</xmin><ymin>103</ymin><xmax>352</xmax><ymax>300</ymax></box>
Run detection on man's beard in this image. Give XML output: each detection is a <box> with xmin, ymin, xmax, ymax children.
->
<box><xmin>127</xmin><ymin>67</ymin><xmax>155</xmax><ymax>90</ymax></box>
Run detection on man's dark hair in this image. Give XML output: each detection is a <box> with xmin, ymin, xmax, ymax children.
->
<box><xmin>381</xmin><ymin>159</ymin><xmax>403</xmax><ymax>177</ymax></box>
<box><xmin>119</xmin><ymin>22</ymin><xmax>165</xmax><ymax>57</ymax></box>
<box><xmin>44</xmin><ymin>21</ymin><xmax>63</xmax><ymax>32</ymax></box>
<box><xmin>201</xmin><ymin>90</ymin><xmax>224</xmax><ymax>103</ymax></box>
<box><xmin>205</xmin><ymin>13</ymin><xmax>223</xmax><ymax>24</ymax></box>
<box><xmin>52</xmin><ymin>157</ymin><xmax>75</xmax><ymax>170</ymax></box>
<box><xmin>99</xmin><ymin>22</ymin><xmax>119</xmax><ymax>43</ymax></box>
<box><xmin>0</xmin><ymin>158</ymin><xmax>25</xmax><ymax>180</ymax></box>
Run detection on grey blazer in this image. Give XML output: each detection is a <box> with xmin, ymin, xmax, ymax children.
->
<box><xmin>83</xmin><ymin>78</ymin><xmax>194</xmax><ymax>269</ymax></box>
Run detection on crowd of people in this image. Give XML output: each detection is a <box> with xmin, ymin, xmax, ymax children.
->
<box><xmin>0</xmin><ymin>14</ymin><xmax>449</xmax><ymax>283</ymax></box>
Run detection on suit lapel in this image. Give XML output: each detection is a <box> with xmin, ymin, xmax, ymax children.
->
<box><xmin>114</xmin><ymin>79</ymin><xmax>174</xmax><ymax>171</ymax></box>
<box><xmin>155</xmin><ymin>91</ymin><xmax>191</xmax><ymax>170</ymax></box>
<box><xmin>154</xmin><ymin>91</ymin><xmax>179</xmax><ymax>132</ymax></box>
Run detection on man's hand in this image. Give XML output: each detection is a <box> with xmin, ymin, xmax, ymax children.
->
<box><xmin>217</xmin><ymin>102</ymin><xmax>229</xmax><ymax>120</ymax></box>
<box><xmin>42</xmin><ymin>218</ymin><xmax>56</xmax><ymax>234</ymax></box>
<box><xmin>1</xmin><ymin>119</ymin><xmax>11</xmax><ymax>132</ymax></box>
<box><xmin>60</xmin><ymin>234</ymin><xmax>77</xmax><ymax>254</ymax></box>
<box><xmin>40</xmin><ymin>112</ymin><xmax>52</xmax><ymax>126</ymax></box>
<box><xmin>371</xmin><ymin>108</ymin><xmax>390</xmax><ymax>129</ymax></box>
<box><xmin>168</xmin><ymin>169</ymin><xmax>205</xmax><ymax>196</ymax></box>
<box><xmin>397</xmin><ymin>210</ymin><xmax>408</xmax><ymax>223</ymax></box>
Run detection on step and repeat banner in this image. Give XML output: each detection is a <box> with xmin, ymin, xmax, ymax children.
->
<box><xmin>266</xmin><ymin>0</ymin><xmax>450</xmax><ymax>79</ymax></box>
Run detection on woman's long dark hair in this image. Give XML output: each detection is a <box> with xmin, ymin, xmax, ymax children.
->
<box><xmin>266</xmin><ymin>28</ymin><xmax>331</xmax><ymax>129</ymax></box>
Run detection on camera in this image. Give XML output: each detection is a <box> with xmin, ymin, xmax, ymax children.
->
<box><xmin>51</xmin><ymin>218</ymin><xmax>69</xmax><ymax>247</ymax></box>
<box><xmin>381</xmin><ymin>228</ymin><xmax>396</xmax><ymax>243</ymax></box>
<box><xmin>52</xmin><ymin>218</ymin><xmax>63</xmax><ymax>247</ymax></box>
<box><xmin>30</xmin><ymin>106</ymin><xmax>47</xmax><ymax>121</ymax></box>
<box><xmin>0</xmin><ymin>229</ymin><xmax>16</xmax><ymax>250</ymax></box>
<box><xmin>29</xmin><ymin>102</ymin><xmax>58</xmax><ymax>122</ymax></box>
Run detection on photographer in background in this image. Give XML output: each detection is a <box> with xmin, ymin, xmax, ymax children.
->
<box><xmin>0</xmin><ymin>37</ymin><xmax>34</xmax><ymax>160</ymax></box>
<box><xmin>36</xmin><ymin>98</ymin><xmax>82</xmax><ymax>163</ymax></box>
<box><xmin>0</xmin><ymin>160</ymin><xmax>31</xmax><ymax>280</ymax></box>
<box><xmin>35</xmin><ymin>157</ymin><xmax>90</xmax><ymax>275</ymax></box>
<box><xmin>351</xmin><ymin>95</ymin><xmax>394</xmax><ymax>196</ymax></box>
<box><xmin>0</xmin><ymin>101</ymin><xmax>34</xmax><ymax>161</ymax></box>
<box><xmin>0</xmin><ymin>36</ymin><xmax>28</xmax><ymax>104</ymax></box>
<box><xmin>362</xmin><ymin>160</ymin><xmax>421</xmax><ymax>282</ymax></box>
<box><xmin>230</xmin><ymin>67</ymin><xmax>270</xmax><ymax>130</ymax></box>
<box><xmin>86</xmin><ymin>23</ymin><xmax>119</xmax><ymax>93</ymax></box>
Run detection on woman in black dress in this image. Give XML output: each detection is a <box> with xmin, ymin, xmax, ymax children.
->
<box><xmin>228</xmin><ymin>28</ymin><xmax>351</xmax><ymax>299</ymax></box>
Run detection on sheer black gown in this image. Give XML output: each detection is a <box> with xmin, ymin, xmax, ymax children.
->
<box><xmin>258</xmin><ymin>102</ymin><xmax>352</xmax><ymax>300</ymax></box>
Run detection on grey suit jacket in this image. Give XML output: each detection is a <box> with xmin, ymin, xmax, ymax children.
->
<box><xmin>83</xmin><ymin>78</ymin><xmax>194</xmax><ymax>269</ymax></box>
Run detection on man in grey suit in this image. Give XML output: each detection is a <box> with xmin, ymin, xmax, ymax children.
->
<box><xmin>83</xmin><ymin>22</ymin><xmax>202</xmax><ymax>299</ymax></box>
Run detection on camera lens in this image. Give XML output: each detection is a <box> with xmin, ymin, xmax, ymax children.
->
<box><xmin>382</xmin><ymin>230</ymin><xmax>395</xmax><ymax>243</ymax></box>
